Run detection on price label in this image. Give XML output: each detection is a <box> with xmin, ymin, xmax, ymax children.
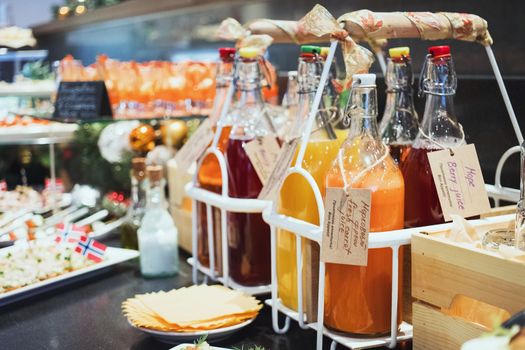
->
<box><xmin>258</xmin><ymin>138</ymin><xmax>299</xmax><ymax>201</ymax></box>
<box><xmin>244</xmin><ymin>136</ymin><xmax>281</xmax><ymax>185</ymax></box>
<box><xmin>427</xmin><ymin>144</ymin><xmax>491</xmax><ymax>221</ymax></box>
<box><xmin>321</xmin><ymin>187</ymin><xmax>371</xmax><ymax>266</ymax></box>
<box><xmin>174</xmin><ymin>119</ymin><xmax>214</xmax><ymax>171</ymax></box>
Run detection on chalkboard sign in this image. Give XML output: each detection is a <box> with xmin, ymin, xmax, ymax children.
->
<box><xmin>53</xmin><ymin>81</ymin><xmax>112</xmax><ymax>122</ymax></box>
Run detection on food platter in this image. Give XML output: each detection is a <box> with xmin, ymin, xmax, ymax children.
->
<box><xmin>0</xmin><ymin>246</ymin><xmax>139</xmax><ymax>307</ymax></box>
<box><xmin>130</xmin><ymin>318</ymin><xmax>255</xmax><ymax>344</ymax></box>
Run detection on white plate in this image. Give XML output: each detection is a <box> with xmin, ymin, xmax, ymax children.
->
<box><xmin>0</xmin><ymin>246</ymin><xmax>139</xmax><ymax>306</ymax></box>
<box><xmin>170</xmin><ymin>344</ymin><xmax>232</xmax><ymax>350</ymax></box>
<box><xmin>130</xmin><ymin>318</ymin><xmax>255</xmax><ymax>344</ymax></box>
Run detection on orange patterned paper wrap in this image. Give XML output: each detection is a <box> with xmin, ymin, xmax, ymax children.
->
<box><xmin>225</xmin><ymin>10</ymin><xmax>492</xmax><ymax>46</ymax></box>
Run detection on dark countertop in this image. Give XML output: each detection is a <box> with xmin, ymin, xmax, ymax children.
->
<box><xmin>0</xmin><ymin>239</ymin><xmax>412</xmax><ymax>350</ymax></box>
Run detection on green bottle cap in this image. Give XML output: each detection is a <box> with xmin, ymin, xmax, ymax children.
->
<box><xmin>300</xmin><ymin>45</ymin><xmax>321</xmax><ymax>54</ymax></box>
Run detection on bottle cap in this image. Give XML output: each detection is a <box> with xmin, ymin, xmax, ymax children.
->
<box><xmin>352</xmin><ymin>73</ymin><xmax>376</xmax><ymax>86</ymax></box>
<box><xmin>389</xmin><ymin>46</ymin><xmax>410</xmax><ymax>59</ymax></box>
<box><xmin>147</xmin><ymin>165</ymin><xmax>163</xmax><ymax>182</ymax></box>
<box><xmin>320</xmin><ymin>47</ymin><xmax>330</xmax><ymax>57</ymax></box>
<box><xmin>219</xmin><ymin>47</ymin><xmax>236</xmax><ymax>61</ymax></box>
<box><xmin>300</xmin><ymin>45</ymin><xmax>321</xmax><ymax>55</ymax></box>
<box><xmin>131</xmin><ymin>157</ymin><xmax>147</xmax><ymax>180</ymax></box>
<box><xmin>238</xmin><ymin>47</ymin><xmax>260</xmax><ymax>59</ymax></box>
<box><xmin>428</xmin><ymin>45</ymin><xmax>451</xmax><ymax>58</ymax></box>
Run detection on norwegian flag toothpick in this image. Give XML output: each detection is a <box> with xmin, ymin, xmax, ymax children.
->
<box><xmin>55</xmin><ymin>223</ymin><xmax>90</xmax><ymax>244</ymax></box>
<box><xmin>74</xmin><ymin>235</ymin><xmax>107</xmax><ymax>263</ymax></box>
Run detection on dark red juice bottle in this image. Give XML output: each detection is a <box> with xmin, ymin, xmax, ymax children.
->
<box><xmin>225</xmin><ymin>47</ymin><xmax>273</xmax><ymax>286</ymax></box>
<box><xmin>402</xmin><ymin>46</ymin><xmax>465</xmax><ymax>228</ymax></box>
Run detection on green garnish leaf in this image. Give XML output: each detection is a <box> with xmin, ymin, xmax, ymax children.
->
<box><xmin>195</xmin><ymin>334</ymin><xmax>208</xmax><ymax>346</ymax></box>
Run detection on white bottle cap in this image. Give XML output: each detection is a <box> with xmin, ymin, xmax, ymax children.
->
<box><xmin>352</xmin><ymin>73</ymin><xmax>376</xmax><ymax>86</ymax></box>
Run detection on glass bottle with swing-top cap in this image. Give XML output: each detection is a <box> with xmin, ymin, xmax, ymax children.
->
<box><xmin>401</xmin><ymin>45</ymin><xmax>465</xmax><ymax>228</ymax></box>
<box><xmin>196</xmin><ymin>47</ymin><xmax>235</xmax><ymax>274</ymax></box>
<box><xmin>324</xmin><ymin>73</ymin><xmax>405</xmax><ymax>335</ymax></box>
<box><xmin>225</xmin><ymin>47</ymin><xmax>275</xmax><ymax>286</ymax></box>
<box><xmin>380</xmin><ymin>46</ymin><xmax>419</xmax><ymax>165</ymax></box>
<box><xmin>277</xmin><ymin>45</ymin><xmax>347</xmax><ymax>317</ymax></box>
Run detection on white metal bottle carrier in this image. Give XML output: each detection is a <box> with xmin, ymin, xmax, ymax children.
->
<box><xmin>185</xmin><ymin>68</ymin><xmax>272</xmax><ymax>295</ymax></box>
<box><xmin>261</xmin><ymin>36</ymin><xmax>523</xmax><ymax>350</ymax></box>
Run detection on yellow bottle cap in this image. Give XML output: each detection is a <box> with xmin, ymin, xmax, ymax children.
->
<box><xmin>389</xmin><ymin>46</ymin><xmax>410</xmax><ymax>59</ymax></box>
<box><xmin>239</xmin><ymin>47</ymin><xmax>260</xmax><ymax>59</ymax></box>
<box><xmin>320</xmin><ymin>47</ymin><xmax>330</xmax><ymax>57</ymax></box>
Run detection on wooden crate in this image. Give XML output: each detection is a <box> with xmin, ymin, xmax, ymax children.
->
<box><xmin>411</xmin><ymin>215</ymin><xmax>525</xmax><ymax>350</ymax></box>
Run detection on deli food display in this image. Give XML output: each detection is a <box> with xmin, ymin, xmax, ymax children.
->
<box><xmin>1</xmin><ymin>3</ymin><xmax>524</xmax><ymax>350</ymax></box>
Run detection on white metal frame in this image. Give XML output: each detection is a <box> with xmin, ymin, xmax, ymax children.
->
<box><xmin>261</xmin><ymin>39</ymin><xmax>523</xmax><ymax>350</ymax></box>
<box><xmin>185</xmin><ymin>74</ymin><xmax>272</xmax><ymax>295</ymax></box>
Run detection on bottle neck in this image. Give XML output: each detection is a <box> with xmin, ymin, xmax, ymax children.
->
<box><xmin>210</xmin><ymin>60</ymin><xmax>234</xmax><ymax>125</ymax></box>
<box><xmin>146</xmin><ymin>179</ymin><xmax>166</xmax><ymax>210</ymax></box>
<box><xmin>347</xmin><ymin>86</ymin><xmax>379</xmax><ymax>139</ymax></box>
<box><xmin>129</xmin><ymin>175</ymin><xmax>146</xmax><ymax>216</ymax></box>
<box><xmin>289</xmin><ymin>55</ymin><xmax>338</xmax><ymax>141</ymax></box>
<box><xmin>415</xmin><ymin>55</ymin><xmax>463</xmax><ymax>149</ymax></box>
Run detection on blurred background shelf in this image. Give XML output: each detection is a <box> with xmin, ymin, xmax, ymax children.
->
<box><xmin>32</xmin><ymin>0</ymin><xmax>251</xmax><ymax>36</ymax></box>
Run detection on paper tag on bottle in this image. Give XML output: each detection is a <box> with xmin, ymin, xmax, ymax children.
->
<box><xmin>321</xmin><ymin>187</ymin><xmax>371</xmax><ymax>266</ymax></box>
<box><xmin>427</xmin><ymin>144</ymin><xmax>491</xmax><ymax>221</ymax></box>
<box><xmin>244</xmin><ymin>136</ymin><xmax>281</xmax><ymax>185</ymax></box>
<box><xmin>174</xmin><ymin>119</ymin><xmax>213</xmax><ymax>170</ymax></box>
<box><xmin>258</xmin><ymin>138</ymin><xmax>299</xmax><ymax>201</ymax></box>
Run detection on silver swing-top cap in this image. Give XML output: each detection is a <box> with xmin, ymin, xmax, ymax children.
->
<box><xmin>352</xmin><ymin>73</ymin><xmax>376</xmax><ymax>87</ymax></box>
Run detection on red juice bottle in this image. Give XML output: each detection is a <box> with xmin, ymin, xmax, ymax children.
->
<box><xmin>225</xmin><ymin>47</ymin><xmax>274</xmax><ymax>286</ymax></box>
<box><xmin>402</xmin><ymin>46</ymin><xmax>465</xmax><ymax>228</ymax></box>
<box><xmin>196</xmin><ymin>47</ymin><xmax>235</xmax><ymax>273</ymax></box>
<box><xmin>379</xmin><ymin>47</ymin><xmax>419</xmax><ymax>165</ymax></box>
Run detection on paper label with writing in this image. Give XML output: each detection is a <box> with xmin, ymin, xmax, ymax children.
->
<box><xmin>258</xmin><ymin>138</ymin><xmax>299</xmax><ymax>201</ymax></box>
<box><xmin>244</xmin><ymin>136</ymin><xmax>281</xmax><ymax>185</ymax></box>
<box><xmin>321</xmin><ymin>187</ymin><xmax>371</xmax><ymax>266</ymax></box>
<box><xmin>427</xmin><ymin>144</ymin><xmax>491</xmax><ymax>221</ymax></box>
<box><xmin>174</xmin><ymin>119</ymin><xmax>214</xmax><ymax>170</ymax></box>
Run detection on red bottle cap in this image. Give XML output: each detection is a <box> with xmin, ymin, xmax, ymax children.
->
<box><xmin>428</xmin><ymin>45</ymin><xmax>451</xmax><ymax>59</ymax></box>
<box><xmin>219</xmin><ymin>47</ymin><xmax>236</xmax><ymax>61</ymax></box>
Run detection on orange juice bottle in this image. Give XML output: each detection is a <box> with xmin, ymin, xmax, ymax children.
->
<box><xmin>196</xmin><ymin>48</ymin><xmax>235</xmax><ymax>274</ymax></box>
<box><xmin>324</xmin><ymin>74</ymin><xmax>404</xmax><ymax>335</ymax></box>
<box><xmin>277</xmin><ymin>46</ymin><xmax>347</xmax><ymax>318</ymax></box>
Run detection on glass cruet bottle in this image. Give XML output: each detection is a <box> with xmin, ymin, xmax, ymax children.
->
<box><xmin>380</xmin><ymin>46</ymin><xmax>419</xmax><ymax>165</ymax></box>
<box><xmin>138</xmin><ymin>165</ymin><xmax>179</xmax><ymax>278</ymax></box>
<box><xmin>196</xmin><ymin>47</ymin><xmax>236</xmax><ymax>274</ymax></box>
<box><xmin>225</xmin><ymin>47</ymin><xmax>274</xmax><ymax>286</ymax></box>
<box><xmin>402</xmin><ymin>45</ymin><xmax>465</xmax><ymax>228</ymax></box>
<box><xmin>120</xmin><ymin>157</ymin><xmax>147</xmax><ymax>250</ymax></box>
<box><xmin>324</xmin><ymin>73</ymin><xmax>405</xmax><ymax>335</ymax></box>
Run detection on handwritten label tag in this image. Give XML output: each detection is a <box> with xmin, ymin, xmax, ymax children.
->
<box><xmin>258</xmin><ymin>138</ymin><xmax>299</xmax><ymax>201</ymax></box>
<box><xmin>174</xmin><ymin>119</ymin><xmax>214</xmax><ymax>170</ymax></box>
<box><xmin>427</xmin><ymin>144</ymin><xmax>491</xmax><ymax>221</ymax></box>
<box><xmin>321</xmin><ymin>187</ymin><xmax>371</xmax><ymax>266</ymax></box>
<box><xmin>244</xmin><ymin>136</ymin><xmax>281</xmax><ymax>185</ymax></box>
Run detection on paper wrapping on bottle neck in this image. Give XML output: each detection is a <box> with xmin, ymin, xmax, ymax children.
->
<box><xmin>338</xmin><ymin>10</ymin><xmax>493</xmax><ymax>46</ymax></box>
<box><xmin>227</xmin><ymin>9</ymin><xmax>492</xmax><ymax>47</ymax></box>
<box><xmin>298</xmin><ymin>4</ymin><xmax>374</xmax><ymax>90</ymax></box>
<box><xmin>216</xmin><ymin>18</ymin><xmax>274</xmax><ymax>51</ymax></box>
